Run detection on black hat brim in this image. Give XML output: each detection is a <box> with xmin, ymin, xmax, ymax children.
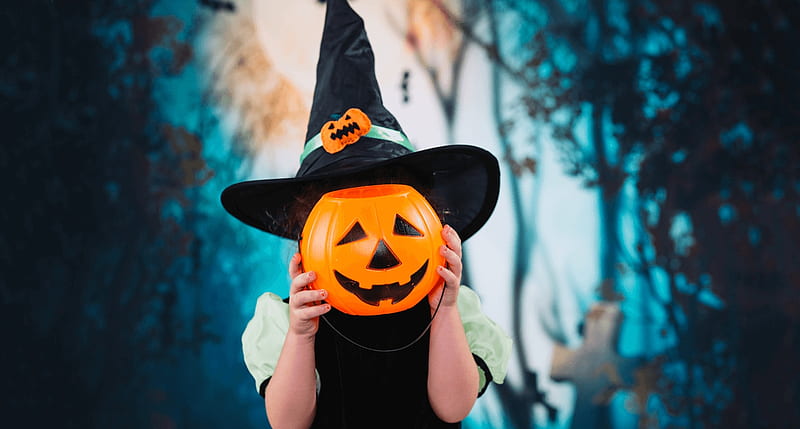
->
<box><xmin>221</xmin><ymin>145</ymin><xmax>500</xmax><ymax>241</ymax></box>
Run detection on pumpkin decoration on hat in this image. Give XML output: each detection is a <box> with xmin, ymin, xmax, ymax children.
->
<box><xmin>320</xmin><ymin>108</ymin><xmax>372</xmax><ymax>154</ymax></box>
<box><xmin>221</xmin><ymin>0</ymin><xmax>500</xmax><ymax>316</ymax></box>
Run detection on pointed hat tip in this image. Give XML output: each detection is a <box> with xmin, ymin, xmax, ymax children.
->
<box><xmin>306</xmin><ymin>0</ymin><xmax>403</xmax><ymax>143</ymax></box>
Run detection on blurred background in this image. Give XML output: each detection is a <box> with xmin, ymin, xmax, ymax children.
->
<box><xmin>3</xmin><ymin>0</ymin><xmax>799</xmax><ymax>428</ymax></box>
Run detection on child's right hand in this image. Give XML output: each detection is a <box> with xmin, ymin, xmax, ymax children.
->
<box><xmin>288</xmin><ymin>253</ymin><xmax>331</xmax><ymax>339</ymax></box>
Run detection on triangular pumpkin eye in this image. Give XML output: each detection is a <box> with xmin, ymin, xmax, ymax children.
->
<box><xmin>393</xmin><ymin>215</ymin><xmax>423</xmax><ymax>237</ymax></box>
<box><xmin>337</xmin><ymin>221</ymin><xmax>367</xmax><ymax>245</ymax></box>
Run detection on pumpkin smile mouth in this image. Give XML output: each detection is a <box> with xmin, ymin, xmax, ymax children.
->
<box><xmin>334</xmin><ymin>261</ymin><xmax>429</xmax><ymax>307</ymax></box>
<box><xmin>329</xmin><ymin>122</ymin><xmax>361</xmax><ymax>140</ymax></box>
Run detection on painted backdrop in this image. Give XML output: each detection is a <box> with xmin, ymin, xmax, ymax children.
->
<box><xmin>4</xmin><ymin>1</ymin><xmax>798</xmax><ymax>428</ymax></box>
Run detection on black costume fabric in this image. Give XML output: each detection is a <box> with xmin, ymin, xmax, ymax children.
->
<box><xmin>259</xmin><ymin>298</ymin><xmax>490</xmax><ymax>429</ymax></box>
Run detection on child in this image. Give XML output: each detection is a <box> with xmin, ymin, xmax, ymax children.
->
<box><xmin>221</xmin><ymin>1</ymin><xmax>512</xmax><ymax>427</ymax></box>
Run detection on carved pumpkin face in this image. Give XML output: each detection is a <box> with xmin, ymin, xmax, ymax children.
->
<box><xmin>300</xmin><ymin>184</ymin><xmax>445</xmax><ymax>316</ymax></box>
<box><xmin>320</xmin><ymin>107</ymin><xmax>372</xmax><ymax>154</ymax></box>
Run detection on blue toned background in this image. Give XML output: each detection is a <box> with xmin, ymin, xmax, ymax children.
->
<box><xmin>3</xmin><ymin>1</ymin><xmax>799</xmax><ymax>428</ymax></box>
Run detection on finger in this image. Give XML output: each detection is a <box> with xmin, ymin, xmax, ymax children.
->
<box><xmin>428</xmin><ymin>281</ymin><xmax>445</xmax><ymax>299</ymax></box>
<box><xmin>437</xmin><ymin>265</ymin><xmax>459</xmax><ymax>288</ymax></box>
<box><xmin>295</xmin><ymin>302</ymin><xmax>332</xmax><ymax>320</ymax></box>
<box><xmin>290</xmin><ymin>270</ymin><xmax>316</xmax><ymax>295</ymax></box>
<box><xmin>291</xmin><ymin>288</ymin><xmax>328</xmax><ymax>308</ymax></box>
<box><xmin>288</xmin><ymin>253</ymin><xmax>303</xmax><ymax>279</ymax></box>
<box><xmin>440</xmin><ymin>245</ymin><xmax>462</xmax><ymax>278</ymax></box>
<box><xmin>441</xmin><ymin>225</ymin><xmax>462</xmax><ymax>258</ymax></box>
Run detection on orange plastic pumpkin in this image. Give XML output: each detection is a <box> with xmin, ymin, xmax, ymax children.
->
<box><xmin>320</xmin><ymin>107</ymin><xmax>372</xmax><ymax>154</ymax></box>
<box><xmin>300</xmin><ymin>184</ymin><xmax>445</xmax><ymax>316</ymax></box>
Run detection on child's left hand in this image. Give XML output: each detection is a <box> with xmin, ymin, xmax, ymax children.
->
<box><xmin>429</xmin><ymin>224</ymin><xmax>462</xmax><ymax>311</ymax></box>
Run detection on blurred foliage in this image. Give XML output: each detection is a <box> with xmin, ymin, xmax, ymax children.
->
<box><xmin>634</xmin><ymin>2</ymin><xmax>800</xmax><ymax>427</ymax></box>
<box><xmin>429</xmin><ymin>0</ymin><xmax>799</xmax><ymax>427</ymax></box>
<box><xmin>0</xmin><ymin>1</ymin><xmax>251</xmax><ymax>427</ymax></box>
<box><xmin>475</xmin><ymin>0</ymin><xmax>800</xmax><ymax>427</ymax></box>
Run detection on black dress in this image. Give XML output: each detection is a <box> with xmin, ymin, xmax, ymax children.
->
<box><xmin>312</xmin><ymin>299</ymin><xmax>458</xmax><ymax>429</ymax></box>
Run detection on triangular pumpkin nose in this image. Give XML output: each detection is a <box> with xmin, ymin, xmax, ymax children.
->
<box><xmin>369</xmin><ymin>239</ymin><xmax>400</xmax><ymax>269</ymax></box>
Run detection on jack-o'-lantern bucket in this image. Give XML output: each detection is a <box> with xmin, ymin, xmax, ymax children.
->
<box><xmin>301</xmin><ymin>184</ymin><xmax>445</xmax><ymax>316</ymax></box>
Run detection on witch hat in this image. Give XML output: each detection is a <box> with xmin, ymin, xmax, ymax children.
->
<box><xmin>221</xmin><ymin>0</ymin><xmax>500</xmax><ymax>241</ymax></box>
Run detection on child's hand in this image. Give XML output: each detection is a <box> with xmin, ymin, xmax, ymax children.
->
<box><xmin>287</xmin><ymin>253</ymin><xmax>331</xmax><ymax>339</ymax></box>
<box><xmin>429</xmin><ymin>224</ymin><xmax>462</xmax><ymax>311</ymax></box>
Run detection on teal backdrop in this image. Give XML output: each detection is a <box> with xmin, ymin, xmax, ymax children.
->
<box><xmin>3</xmin><ymin>1</ymin><xmax>799</xmax><ymax>428</ymax></box>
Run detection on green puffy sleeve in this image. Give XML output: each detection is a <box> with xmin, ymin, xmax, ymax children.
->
<box><xmin>242</xmin><ymin>288</ymin><xmax>511</xmax><ymax>397</ymax></box>
<box><xmin>241</xmin><ymin>292</ymin><xmax>291</xmax><ymax>396</ymax></box>
<box><xmin>457</xmin><ymin>286</ymin><xmax>513</xmax><ymax>394</ymax></box>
